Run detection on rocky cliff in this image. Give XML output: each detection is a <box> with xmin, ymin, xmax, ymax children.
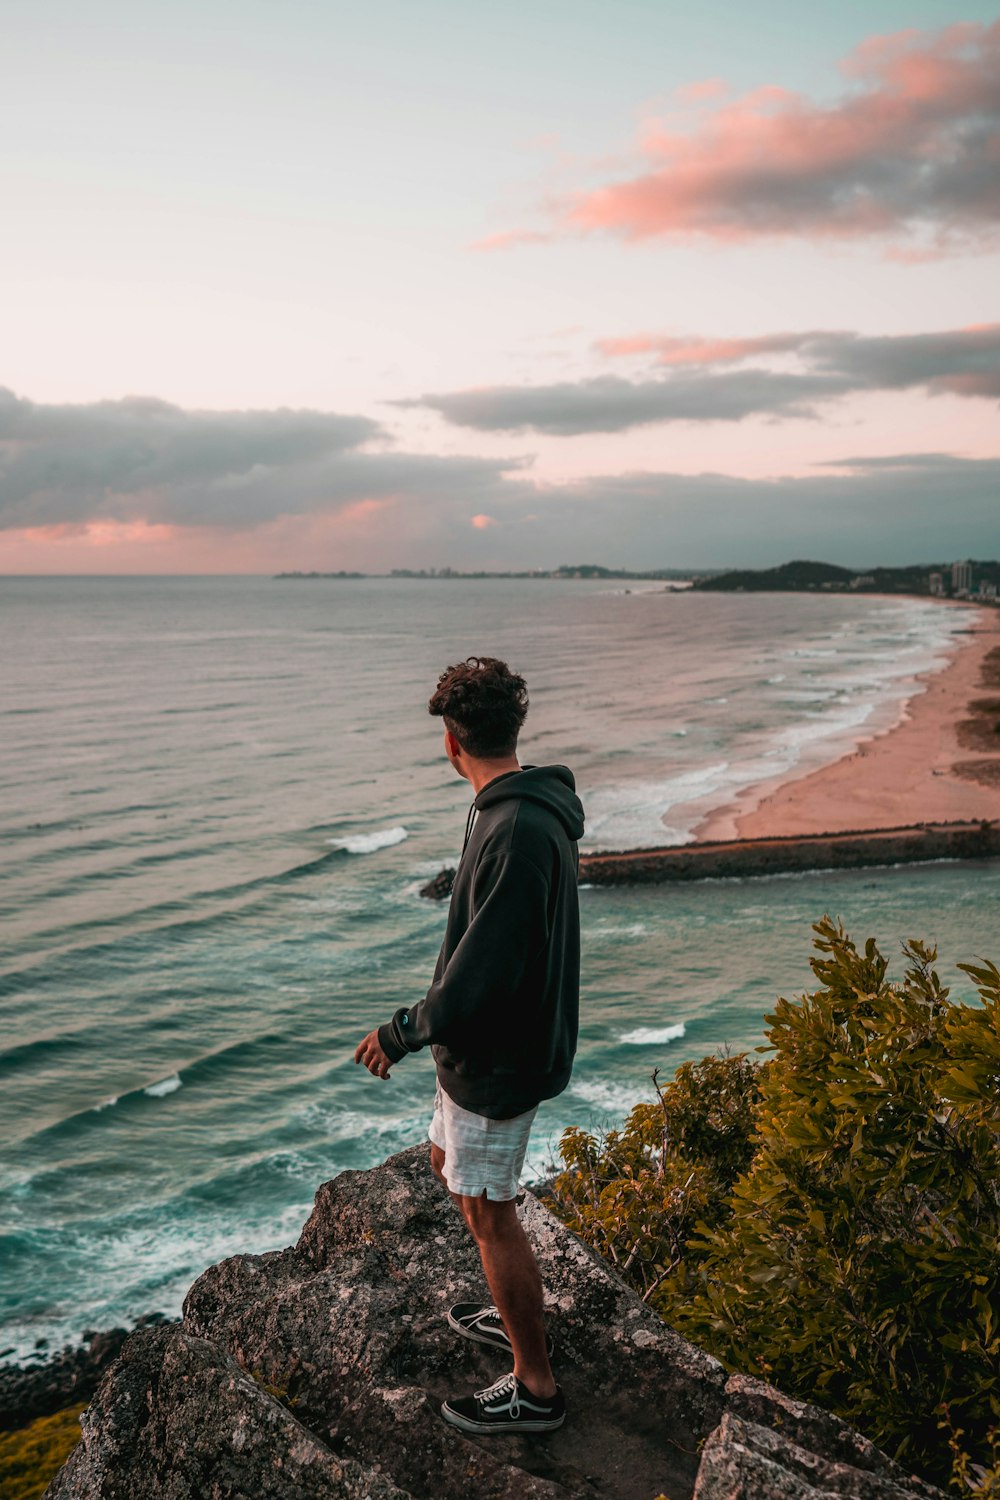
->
<box><xmin>45</xmin><ymin>1144</ymin><xmax>946</xmax><ymax>1500</ymax></box>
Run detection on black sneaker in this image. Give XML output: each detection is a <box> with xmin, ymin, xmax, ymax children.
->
<box><xmin>441</xmin><ymin>1371</ymin><xmax>565</xmax><ymax>1434</ymax></box>
<box><xmin>447</xmin><ymin>1303</ymin><xmax>554</xmax><ymax>1358</ymax></box>
<box><xmin>447</xmin><ymin>1302</ymin><xmax>512</xmax><ymax>1353</ymax></box>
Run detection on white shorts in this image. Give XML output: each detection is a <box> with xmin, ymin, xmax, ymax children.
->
<box><xmin>427</xmin><ymin>1077</ymin><xmax>538</xmax><ymax>1201</ymax></box>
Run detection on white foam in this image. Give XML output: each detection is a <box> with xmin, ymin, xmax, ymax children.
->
<box><xmin>588</xmin><ymin>923</ymin><xmax>648</xmax><ymax>939</ymax></box>
<box><xmin>92</xmin><ymin>1096</ymin><xmax>119</xmax><ymax>1112</ymax></box>
<box><xmin>270</xmin><ymin>1151</ymin><xmax>314</xmax><ymax>1180</ymax></box>
<box><xmin>144</xmin><ymin>1074</ymin><xmax>182</xmax><ymax>1098</ymax></box>
<box><xmin>619</xmin><ymin>1023</ymin><xmax>686</xmax><ymax>1046</ymax></box>
<box><xmin>0</xmin><ymin>1198</ymin><xmax>303</xmax><ymax>1363</ymax></box>
<box><xmin>583</xmin><ymin>763</ymin><xmax>729</xmax><ymax>850</ymax></box>
<box><xmin>327</xmin><ymin>825</ymin><xmax>408</xmax><ymax>854</ymax></box>
<box><xmin>570</xmin><ymin>1078</ymin><xmax>647</xmax><ymax>1118</ymax></box>
<box><xmin>581</xmin><ymin>601</ymin><xmax>980</xmax><ymax>851</ymax></box>
<box><xmin>297</xmin><ymin>1103</ymin><xmax>422</xmax><ymax>1142</ymax></box>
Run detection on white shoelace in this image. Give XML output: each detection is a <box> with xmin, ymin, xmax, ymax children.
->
<box><xmin>475</xmin><ymin>1370</ymin><xmax>520</xmax><ymax>1416</ymax></box>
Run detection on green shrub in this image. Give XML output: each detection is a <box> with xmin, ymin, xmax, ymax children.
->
<box><xmin>548</xmin><ymin>1051</ymin><xmax>764</xmax><ymax>1305</ymax></box>
<box><xmin>0</xmin><ymin>1404</ymin><xmax>86</xmax><ymax>1500</ymax></box>
<box><xmin>546</xmin><ymin>917</ymin><xmax>1000</xmax><ymax>1491</ymax></box>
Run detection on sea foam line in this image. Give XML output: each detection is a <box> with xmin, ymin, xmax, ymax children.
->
<box><xmin>618</xmin><ymin>1022</ymin><xmax>686</xmax><ymax>1046</ymax></box>
<box><xmin>327</xmin><ymin>826</ymin><xmax>408</xmax><ymax>854</ymax></box>
<box><xmin>144</xmin><ymin>1074</ymin><xmax>182</xmax><ymax>1098</ymax></box>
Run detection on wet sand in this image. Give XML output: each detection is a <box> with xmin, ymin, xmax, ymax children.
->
<box><xmin>694</xmin><ymin>606</ymin><xmax>1000</xmax><ymax>842</ymax></box>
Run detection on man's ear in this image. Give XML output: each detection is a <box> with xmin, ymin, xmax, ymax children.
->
<box><xmin>444</xmin><ymin>727</ymin><xmax>463</xmax><ymax>760</ymax></box>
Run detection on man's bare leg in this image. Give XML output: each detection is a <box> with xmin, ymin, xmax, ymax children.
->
<box><xmin>430</xmin><ymin>1143</ymin><xmax>556</xmax><ymax>1398</ymax></box>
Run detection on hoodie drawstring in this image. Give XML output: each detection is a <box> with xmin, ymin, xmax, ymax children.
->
<box><xmin>461</xmin><ymin>801</ymin><xmax>478</xmax><ymax>858</ymax></box>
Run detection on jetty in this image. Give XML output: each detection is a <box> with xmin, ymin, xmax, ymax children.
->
<box><xmin>577</xmin><ymin>820</ymin><xmax>1000</xmax><ymax>885</ymax></box>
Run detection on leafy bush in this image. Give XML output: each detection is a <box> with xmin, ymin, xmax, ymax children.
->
<box><xmin>549</xmin><ymin>1051</ymin><xmax>764</xmax><ymax>1305</ymax></box>
<box><xmin>545</xmin><ymin>917</ymin><xmax>1000</xmax><ymax>1491</ymax></box>
<box><xmin>0</xmin><ymin>1404</ymin><xmax>85</xmax><ymax>1500</ymax></box>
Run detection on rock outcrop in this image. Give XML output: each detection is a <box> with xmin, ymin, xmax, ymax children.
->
<box><xmin>419</xmin><ymin>867</ymin><xmax>455</xmax><ymax>900</ymax></box>
<box><xmin>45</xmin><ymin>1144</ymin><xmax>946</xmax><ymax>1500</ymax></box>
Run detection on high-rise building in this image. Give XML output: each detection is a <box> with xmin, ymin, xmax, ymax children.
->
<box><xmin>952</xmin><ymin>560</ymin><xmax>973</xmax><ymax>595</ymax></box>
<box><xmin>929</xmin><ymin>572</ymin><xmax>944</xmax><ymax>596</ymax></box>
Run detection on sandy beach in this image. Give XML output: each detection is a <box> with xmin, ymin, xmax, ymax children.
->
<box><xmin>695</xmin><ymin>605</ymin><xmax>1000</xmax><ymax>842</ymax></box>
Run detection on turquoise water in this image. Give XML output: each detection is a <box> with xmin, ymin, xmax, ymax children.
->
<box><xmin>1</xmin><ymin>576</ymin><xmax>994</xmax><ymax>1359</ymax></box>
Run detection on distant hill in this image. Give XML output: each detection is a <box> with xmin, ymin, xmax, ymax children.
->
<box><xmin>692</xmin><ymin>558</ymin><xmax>1000</xmax><ymax>598</ymax></box>
<box><xmin>692</xmin><ymin>560</ymin><xmax>852</xmax><ymax>591</ymax></box>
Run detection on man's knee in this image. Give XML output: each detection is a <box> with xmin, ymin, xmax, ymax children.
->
<box><xmin>461</xmin><ymin>1192</ymin><xmax>519</xmax><ymax>1244</ymax></box>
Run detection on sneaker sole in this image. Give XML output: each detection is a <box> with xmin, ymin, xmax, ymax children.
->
<box><xmin>440</xmin><ymin>1403</ymin><xmax>565</xmax><ymax>1434</ymax></box>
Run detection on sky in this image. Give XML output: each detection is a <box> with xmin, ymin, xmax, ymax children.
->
<box><xmin>1</xmin><ymin>0</ymin><xmax>998</xmax><ymax>573</ymax></box>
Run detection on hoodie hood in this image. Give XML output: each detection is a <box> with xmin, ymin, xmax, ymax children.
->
<box><xmin>474</xmin><ymin>764</ymin><xmax>585</xmax><ymax>841</ymax></box>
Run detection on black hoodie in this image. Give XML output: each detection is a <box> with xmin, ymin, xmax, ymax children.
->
<box><xmin>378</xmin><ymin>764</ymin><xmax>585</xmax><ymax>1118</ymax></box>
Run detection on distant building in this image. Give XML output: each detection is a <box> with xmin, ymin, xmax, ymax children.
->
<box><xmin>952</xmin><ymin>559</ymin><xmax>973</xmax><ymax>595</ymax></box>
<box><xmin>850</xmin><ymin>574</ymin><xmax>875</xmax><ymax>590</ymax></box>
<box><xmin>929</xmin><ymin>572</ymin><xmax>944</xmax><ymax>596</ymax></box>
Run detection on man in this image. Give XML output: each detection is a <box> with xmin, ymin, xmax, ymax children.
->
<box><xmin>354</xmin><ymin>655</ymin><xmax>584</xmax><ymax>1435</ymax></box>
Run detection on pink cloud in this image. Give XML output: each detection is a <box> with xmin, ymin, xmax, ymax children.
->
<box><xmin>0</xmin><ymin>503</ymin><xmax>406</xmax><ymax>574</ymax></box>
<box><xmin>470</xmin><ymin>513</ymin><xmax>498</xmax><ymax>528</ymax></box>
<box><xmin>595</xmin><ymin>332</ymin><xmax>813</xmax><ymax>366</ymax></box>
<box><xmin>498</xmin><ymin>19</ymin><xmax>1000</xmax><ymax>255</ymax></box>
<box><xmin>333</xmin><ymin>497</ymin><xmax>395</xmax><ymax>529</ymax></box>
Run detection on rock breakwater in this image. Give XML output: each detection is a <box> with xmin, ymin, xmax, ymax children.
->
<box><xmin>578</xmin><ymin>820</ymin><xmax>1000</xmax><ymax>886</ymax></box>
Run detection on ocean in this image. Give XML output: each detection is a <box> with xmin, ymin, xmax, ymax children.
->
<box><xmin>2</xmin><ymin>575</ymin><xmax>997</xmax><ymax>1361</ymax></box>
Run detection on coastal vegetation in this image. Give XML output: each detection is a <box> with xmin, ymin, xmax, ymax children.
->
<box><xmin>690</xmin><ymin>557</ymin><xmax>1000</xmax><ymax>597</ymax></box>
<box><xmin>0</xmin><ymin>1403</ymin><xmax>86</xmax><ymax>1500</ymax></box>
<box><xmin>545</xmin><ymin>917</ymin><xmax>1000</xmax><ymax>1494</ymax></box>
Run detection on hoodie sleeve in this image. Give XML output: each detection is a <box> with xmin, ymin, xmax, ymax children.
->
<box><xmin>377</xmin><ymin>849</ymin><xmax>549</xmax><ymax>1063</ymax></box>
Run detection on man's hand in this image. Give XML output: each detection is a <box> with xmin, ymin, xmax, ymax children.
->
<box><xmin>354</xmin><ymin>1029</ymin><xmax>393</xmax><ymax>1080</ymax></box>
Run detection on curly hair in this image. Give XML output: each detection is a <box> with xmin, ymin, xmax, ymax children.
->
<box><xmin>428</xmin><ymin>656</ymin><xmax>529</xmax><ymax>758</ymax></box>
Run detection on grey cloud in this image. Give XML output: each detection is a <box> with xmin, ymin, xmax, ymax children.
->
<box><xmin>0</xmin><ymin>389</ymin><xmax>382</xmax><ymax>524</ymax></box>
<box><xmin>816</xmin><ymin>452</ymin><xmax>972</xmax><ymax>470</ymax></box>
<box><xmin>805</xmin><ymin>327</ymin><xmax>1000</xmax><ymax>399</ymax></box>
<box><xmin>485</xmin><ymin>456</ymin><xmax>1000</xmax><ymax>568</ymax></box>
<box><xmin>2</xmin><ymin>388</ymin><xmax>995</xmax><ymax>571</ymax></box>
<box><xmin>0</xmin><ymin>388</ymin><xmax>522</xmax><ymax>530</ymax></box>
<box><xmin>406</xmin><ymin>324</ymin><xmax>1000</xmax><ymax>435</ymax></box>
<box><xmin>400</xmin><ymin>370</ymin><xmax>852</xmax><ymax>435</ymax></box>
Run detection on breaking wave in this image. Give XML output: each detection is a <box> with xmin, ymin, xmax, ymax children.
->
<box><xmin>327</xmin><ymin>826</ymin><xmax>408</xmax><ymax>854</ymax></box>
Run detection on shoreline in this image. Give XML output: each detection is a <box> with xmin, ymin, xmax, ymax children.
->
<box><xmin>693</xmin><ymin>605</ymin><xmax>1000</xmax><ymax>843</ymax></box>
<box><xmin>0</xmin><ymin>1315</ymin><xmax>176</xmax><ymax>1432</ymax></box>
